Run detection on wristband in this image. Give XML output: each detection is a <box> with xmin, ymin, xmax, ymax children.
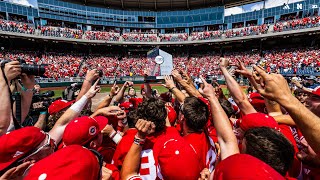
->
<box><xmin>109</xmin><ymin>130</ymin><xmax>116</xmax><ymax>139</ymax></box>
<box><xmin>134</xmin><ymin>135</ymin><xmax>146</xmax><ymax>146</ymax></box>
<box><xmin>21</xmin><ymin>86</ymin><xmax>34</xmax><ymax>92</ymax></box>
<box><xmin>112</xmin><ymin>133</ymin><xmax>122</xmax><ymax>144</ymax></box>
<box><xmin>40</xmin><ymin>111</ymin><xmax>47</xmax><ymax>115</ymax></box>
<box><xmin>169</xmin><ymin>87</ymin><xmax>176</xmax><ymax>92</ymax></box>
<box><xmin>70</xmin><ymin>95</ymin><xmax>88</xmax><ymax>113</ymax></box>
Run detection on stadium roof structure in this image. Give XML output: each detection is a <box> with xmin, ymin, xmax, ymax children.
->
<box><xmin>64</xmin><ymin>0</ymin><xmax>263</xmax><ymax>11</ymax></box>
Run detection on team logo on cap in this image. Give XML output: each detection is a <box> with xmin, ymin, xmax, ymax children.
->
<box><xmin>89</xmin><ymin>126</ymin><xmax>97</xmax><ymax>136</ymax></box>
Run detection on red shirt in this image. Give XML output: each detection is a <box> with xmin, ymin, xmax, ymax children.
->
<box><xmin>112</xmin><ymin>127</ymin><xmax>180</xmax><ymax>179</ymax></box>
<box><xmin>184</xmin><ymin>132</ymin><xmax>217</xmax><ymax>172</ymax></box>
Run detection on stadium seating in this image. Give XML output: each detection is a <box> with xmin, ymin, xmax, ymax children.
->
<box><xmin>1</xmin><ymin>47</ymin><xmax>319</xmax><ymax>78</ymax></box>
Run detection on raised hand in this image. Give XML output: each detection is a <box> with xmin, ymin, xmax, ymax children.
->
<box><xmin>198</xmin><ymin>76</ymin><xmax>216</xmax><ymax>100</ymax></box>
<box><xmin>171</xmin><ymin>69</ymin><xmax>183</xmax><ymax>82</ymax></box>
<box><xmin>162</xmin><ymin>75</ymin><xmax>176</xmax><ymax>89</ymax></box>
<box><xmin>219</xmin><ymin>58</ymin><xmax>229</xmax><ymax>68</ymax></box>
<box><xmin>124</xmin><ymin>81</ymin><xmax>134</xmax><ymax>88</ymax></box>
<box><xmin>135</xmin><ymin>119</ymin><xmax>156</xmax><ymax>139</ymax></box>
<box><xmin>234</xmin><ymin>59</ymin><xmax>252</xmax><ymax>78</ymax></box>
<box><xmin>85</xmin><ymin>69</ymin><xmax>99</xmax><ymax>83</ymax></box>
<box><xmin>252</xmin><ymin>65</ymin><xmax>291</xmax><ymax>101</ymax></box>
<box><xmin>85</xmin><ymin>79</ymin><xmax>101</xmax><ymax>99</ymax></box>
<box><xmin>110</xmin><ymin>81</ymin><xmax>120</xmax><ymax>96</ymax></box>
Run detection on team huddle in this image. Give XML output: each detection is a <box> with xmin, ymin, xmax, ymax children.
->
<box><xmin>0</xmin><ymin>57</ymin><xmax>320</xmax><ymax>179</ymax></box>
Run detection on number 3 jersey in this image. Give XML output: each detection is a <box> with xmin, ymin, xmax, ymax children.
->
<box><xmin>112</xmin><ymin>127</ymin><xmax>216</xmax><ymax>180</ymax></box>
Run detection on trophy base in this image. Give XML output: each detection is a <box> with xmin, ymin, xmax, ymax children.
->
<box><xmin>145</xmin><ymin>76</ymin><xmax>165</xmax><ymax>83</ymax></box>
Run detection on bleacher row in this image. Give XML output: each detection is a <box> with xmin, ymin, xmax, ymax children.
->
<box><xmin>0</xmin><ymin>16</ymin><xmax>319</xmax><ymax>42</ymax></box>
<box><xmin>1</xmin><ymin>47</ymin><xmax>319</xmax><ymax>79</ymax></box>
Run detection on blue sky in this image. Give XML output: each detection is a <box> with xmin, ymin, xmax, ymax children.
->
<box><xmin>5</xmin><ymin>0</ymin><xmax>38</xmax><ymax>8</ymax></box>
<box><xmin>225</xmin><ymin>0</ymin><xmax>304</xmax><ymax>16</ymax></box>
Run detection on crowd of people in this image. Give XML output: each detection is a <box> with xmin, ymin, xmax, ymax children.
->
<box><xmin>159</xmin><ymin>33</ymin><xmax>189</xmax><ymax>42</ymax></box>
<box><xmin>273</xmin><ymin>16</ymin><xmax>320</xmax><ymax>32</ymax></box>
<box><xmin>0</xmin><ymin>53</ymin><xmax>320</xmax><ymax>179</ymax></box>
<box><xmin>0</xmin><ymin>46</ymin><xmax>319</xmax><ymax>79</ymax></box>
<box><xmin>122</xmin><ymin>33</ymin><xmax>158</xmax><ymax>42</ymax></box>
<box><xmin>0</xmin><ymin>15</ymin><xmax>319</xmax><ymax>42</ymax></box>
<box><xmin>190</xmin><ymin>31</ymin><xmax>223</xmax><ymax>41</ymax></box>
<box><xmin>84</xmin><ymin>31</ymin><xmax>120</xmax><ymax>41</ymax></box>
<box><xmin>39</xmin><ymin>26</ymin><xmax>83</xmax><ymax>39</ymax></box>
<box><xmin>225</xmin><ymin>24</ymin><xmax>269</xmax><ymax>38</ymax></box>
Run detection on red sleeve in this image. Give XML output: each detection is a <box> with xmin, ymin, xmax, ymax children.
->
<box><xmin>112</xmin><ymin>130</ymin><xmax>136</xmax><ymax>169</ymax></box>
<box><xmin>106</xmin><ymin>164</ymin><xmax>120</xmax><ymax>180</ymax></box>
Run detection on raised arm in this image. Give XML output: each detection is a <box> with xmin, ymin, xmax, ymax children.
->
<box><xmin>121</xmin><ymin>119</ymin><xmax>155</xmax><ymax>180</ymax></box>
<box><xmin>172</xmin><ymin>70</ymin><xmax>202</xmax><ymax>98</ymax></box>
<box><xmin>114</xmin><ymin>81</ymin><xmax>131</xmax><ymax>103</ymax></box>
<box><xmin>0</xmin><ymin>61</ymin><xmax>21</xmax><ymax>135</ymax></box>
<box><xmin>49</xmin><ymin>79</ymin><xmax>100</xmax><ymax>144</ymax></box>
<box><xmin>19</xmin><ymin>74</ymin><xmax>35</xmax><ymax>124</ymax></box>
<box><xmin>162</xmin><ymin>75</ymin><xmax>186</xmax><ymax>104</ymax></box>
<box><xmin>252</xmin><ymin>65</ymin><xmax>320</xmax><ymax>154</ymax></box>
<box><xmin>76</xmin><ymin>69</ymin><xmax>99</xmax><ymax>102</ymax></box>
<box><xmin>199</xmin><ymin>76</ymin><xmax>239</xmax><ymax>160</ymax></box>
<box><xmin>291</xmin><ymin>79</ymin><xmax>312</xmax><ymax>93</ymax></box>
<box><xmin>220</xmin><ymin>58</ymin><xmax>256</xmax><ymax>115</ymax></box>
<box><xmin>96</xmin><ymin>82</ymin><xmax>119</xmax><ymax>110</ymax></box>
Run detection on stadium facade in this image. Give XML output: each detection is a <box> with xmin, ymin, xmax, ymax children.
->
<box><xmin>0</xmin><ymin>0</ymin><xmax>319</xmax><ymax>44</ymax></box>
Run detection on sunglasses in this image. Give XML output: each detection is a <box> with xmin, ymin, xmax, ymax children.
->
<box><xmin>18</xmin><ymin>133</ymin><xmax>56</xmax><ymax>164</ymax></box>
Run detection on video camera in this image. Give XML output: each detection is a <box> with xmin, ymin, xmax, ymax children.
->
<box><xmin>0</xmin><ymin>58</ymin><xmax>47</xmax><ymax>76</ymax></box>
<box><xmin>63</xmin><ymin>83</ymin><xmax>82</xmax><ymax>101</ymax></box>
<box><xmin>30</xmin><ymin>90</ymin><xmax>56</xmax><ymax>114</ymax></box>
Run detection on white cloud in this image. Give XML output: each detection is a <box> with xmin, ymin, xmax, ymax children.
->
<box><xmin>246</xmin><ymin>2</ymin><xmax>264</xmax><ymax>12</ymax></box>
<box><xmin>225</xmin><ymin>6</ymin><xmax>243</xmax><ymax>16</ymax></box>
<box><xmin>5</xmin><ymin>0</ymin><xmax>38</xmax><ymax>8</ymax></box>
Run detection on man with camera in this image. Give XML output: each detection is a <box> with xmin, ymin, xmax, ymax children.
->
<box><xmin>0</xmin><ymin>60</ymin><xmax>35</xmax><ymax>135</ymax></box>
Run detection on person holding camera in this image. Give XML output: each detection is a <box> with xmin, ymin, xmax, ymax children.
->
<box><xmin>0</xmin><ymin>60</ymin><xmax>35</xmax><ymax>135</ymax></box>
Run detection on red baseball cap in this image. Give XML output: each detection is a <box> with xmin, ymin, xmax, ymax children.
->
<box><xmin>0</xmin><ymin>127</ymin><xmax>46</xmax><ymax>171</ymax></box>
<box><xmin>311</xmin><ymin>86</ymin><xmax>320</xmax><ymax>97</ymax></box>
<box><xmin>237</xmin><ymin>113</ymin><xmax>279</xmax><ymax>132</ymax></box>
<box><xmin>248</xmin><ymin>92</ymin><xmax>265</xmax><ymax>112</ymax></box>
<box><xmin>129</xmin><ymin>98</ymin><xmax>143</xmax><ymax>108</ymax></box>
<box><xmin>92</xmin><ymin>116</ymin><xmax>109</xmax><ymax>131</ymax></box>
<box><xmin>63</xmin><ymin>116</ymin><xmax>100</xmax><ymax>146</ymax></box>
<box><xmin>120</xmin><ymin>102</ymin><xmax>134</xmax><ymax>113</ymax></box>
<box><xmin>214</xmin><ymin>154</ymin><xmax>284</xmax><ymax>179</ymax></box>
<box><xmin>166</xmin><ymin>106</ymin><xmax>177</xmax><ymax>126</ymax></box>
<box><xmin>153</xmin><ymin>135</ymin><xmax>201</xmax><ymax>180</ymax></box>
<box><xmin>140</xmin><ymin>84</ymin><xmax>145</xmax><ymax>90</ymax></box>
<box><xmin>24</xmin><ymin>145</ymin><xmax>100</xmax><ymax>180</ymax></box>
<box><xmin>48</xmin><ymin>99</ymin><xmax>75</xmax><ymax>115</ymax></box>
